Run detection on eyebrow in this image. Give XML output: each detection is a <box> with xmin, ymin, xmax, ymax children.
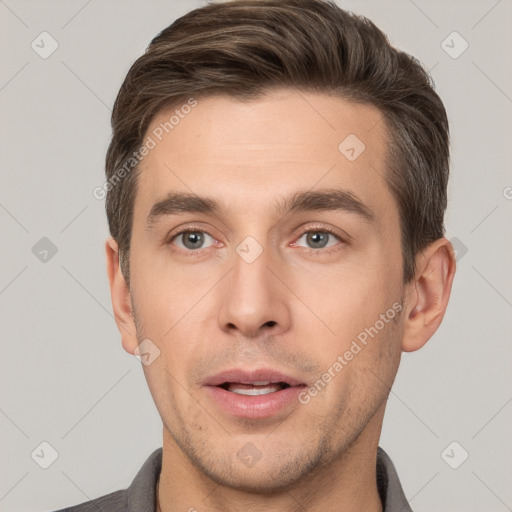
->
<box><xmin>145</xmin><ymin>188</ymin><xmax>375</xmax><ymax>229</ymax></box>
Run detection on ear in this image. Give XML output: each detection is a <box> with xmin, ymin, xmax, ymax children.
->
<box><xmin>401</xmin><ymin>237</ymin><xmax>456</xmax><ymax>352</ymax></box>
<box><xmin>105</xmin><ymin>237</ymin><xmax>138</xmax><ymax>355</ymax></box>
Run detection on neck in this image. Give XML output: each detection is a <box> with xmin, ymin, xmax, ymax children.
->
<box><xmin>157</xmin><ymin>407</ymin><xmax>385</xmax><ymax>512</ymax></box>
<box><xmin>156</xmin><ymin>477</ymin><xmax>162</xmax><ymax>512</ymax></box>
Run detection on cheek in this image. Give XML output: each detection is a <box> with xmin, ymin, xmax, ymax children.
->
<box><xmin>293</xmin><ymin>260</ymin><xmax>398</xmax><ymax>341</ymax></box>
<box><xmin>131</xmin><ymin>243</ymin><xmax>215</xmax><ymax>334</ymax></box>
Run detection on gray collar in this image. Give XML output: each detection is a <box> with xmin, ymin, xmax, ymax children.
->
<box><xmin>126</xmin><ymin>446</ymin><xmax>412</xmax><ymax>512</ymax></box>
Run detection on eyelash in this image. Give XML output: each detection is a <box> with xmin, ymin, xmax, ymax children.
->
<box><xmin>290</xmin><ymin>225</ymin><xmax>345</xmax><ymax>254</ymax></box>
<box><xmin>167</xmin><ymin>225</ymin><xmax>346</xmax><ymax>256</ymax></box>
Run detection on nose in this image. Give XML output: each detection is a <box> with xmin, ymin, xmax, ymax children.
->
<box><xmin>217</xmin><ymin>242</ymin><xmax>291</xmax><ymax>339</ymax></box>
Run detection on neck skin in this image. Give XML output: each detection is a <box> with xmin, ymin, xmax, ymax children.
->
<box><xmin>157</xmin><ymin>404</ymin><xmax>386</xmax><ymax>512</ymax></box>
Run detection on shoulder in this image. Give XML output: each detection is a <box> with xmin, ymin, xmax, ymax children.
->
<box><xmin>377</xmin><ymin>446</ymin><xmax>414</xmax><ymax>512</ymax></box>
<box><xmin>49</xmin><ymin>448</ymin><xmax>162</xmax><ymax>512</ymax></box>
<box><xmin>50</xmin><ymin>489</ymin><xmax>127</xmax><ymax>512</ymax></box>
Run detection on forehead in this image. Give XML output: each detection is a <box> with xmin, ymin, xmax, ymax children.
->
<box><xmin>133</xmin><ymin>89</ymin><xmax>393</xmax><ymax>227</ymax></box>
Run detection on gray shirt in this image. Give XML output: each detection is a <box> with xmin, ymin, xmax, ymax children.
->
<box><xmin>53</xmin><ymin>446</ymin><xmax>412</xmax><ymax>511</ymax></box>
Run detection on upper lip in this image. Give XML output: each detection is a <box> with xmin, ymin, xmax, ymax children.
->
<box><xmin>202</xmin><ymin>368</ymin><xmax>306</xmax><ymax>387</ymax></box>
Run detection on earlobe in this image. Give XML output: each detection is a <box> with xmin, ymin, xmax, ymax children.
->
<box><xmin>105</xmin><ymin>237</ymin><xmax>138</xmax><ymax>355</ymax></box>
<box><xmin>401</xmin><ymin>238</ymin><xmax>456</xmax><ymax>352</ymax></box>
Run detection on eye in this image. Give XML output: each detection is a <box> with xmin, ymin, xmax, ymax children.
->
<box><xmin>170</xmin><ymin>230</ymin><xmax>217</xmax><ymax>251</ymax></box>
<box><xmin>293</xmin><ymin>228</ymin><xmax>343</xmax><ymax>250</ymax></box>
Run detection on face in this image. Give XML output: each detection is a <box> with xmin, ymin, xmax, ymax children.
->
<box><xmin>123</xmin><ymin>89</ymin><xmax>409</xmax><ymax>490</ymax></box>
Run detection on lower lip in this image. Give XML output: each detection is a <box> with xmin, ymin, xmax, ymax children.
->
<box><xmin>203</xmin><ymin>385</ymin><xmax>306</xmax><ymax>419</ymax></box>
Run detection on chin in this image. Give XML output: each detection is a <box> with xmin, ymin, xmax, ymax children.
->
<box><xmin>206</xmin><ymin>465</ymin><xmax>306</xmax><ymax>494</ymax></box>
<box><xmin>189</xmin><ymin>445</ymin><xmax>324</xmax><ymax>495</ymax></box>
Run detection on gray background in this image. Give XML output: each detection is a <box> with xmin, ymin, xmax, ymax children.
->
<box><xmin>1</xmin><ymin>1</ymin><xmax>511</xmax><ymax>511</ymax></box>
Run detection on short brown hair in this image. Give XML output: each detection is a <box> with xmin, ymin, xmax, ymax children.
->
<box><xmin>105</xmin><ymin>0</ymin><xmax>449</xmax><ymax>287</ymax></box>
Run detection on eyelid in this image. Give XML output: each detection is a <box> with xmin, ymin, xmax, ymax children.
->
<box><xmin>166</xmin><ymin>223</ymin><xmax>349</xmax><ymax>253</ymax></box>
<box><xmin>167</xmin><ymin>222</ymin><xmax>214</xmax><ymax>237</ymax></box>
<box><xmin>291</xmin><ymin>224</ymin><xmax>347</xmax><ymax>250</ymax></box>
<box><xmin>164</xmin><ymin>225</ymin><xmax>218</xmax><ymax>250</ymax></box>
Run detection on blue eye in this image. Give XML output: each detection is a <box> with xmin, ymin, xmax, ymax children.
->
<box><xmin>295</xmin><ymin>229</ymin><xmax>342</xmax><ymax>250</ymax></box>
<box><xmin>168</xmin><ymin>226</ymin><xmax>345</xmax><ymax>256</ymax></box>
<box><xmin>172</xmin><ymin>230</ymin><xmax>216</xmax><ymax>250</ymax></box>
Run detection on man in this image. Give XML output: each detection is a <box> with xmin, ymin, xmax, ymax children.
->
<box><xmin>57</xmin><ymin>0</ymin><xmax>456</xmax><ymax>510</ymax></box>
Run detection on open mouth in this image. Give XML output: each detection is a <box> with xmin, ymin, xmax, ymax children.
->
<box><xmin>219</xmin><ymin>381</ymin><xmax>291</xmax><ymax>395</ymax></box>
<box><xmin>204</xmin><ymin>372</ymin><xmax>306</xmax><ymax>418</ymax></box>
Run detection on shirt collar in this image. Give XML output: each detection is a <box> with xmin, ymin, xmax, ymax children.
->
<box><xmin>126</xmin><ymin>446</ymin><xmax>412</xmax><ymax>511</ymax></box>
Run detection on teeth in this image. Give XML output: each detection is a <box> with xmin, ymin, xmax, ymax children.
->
<box><xmin>226</xmin><ymin>383</ymin><xmax>283</xmax><ymax>395</ymax></box>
